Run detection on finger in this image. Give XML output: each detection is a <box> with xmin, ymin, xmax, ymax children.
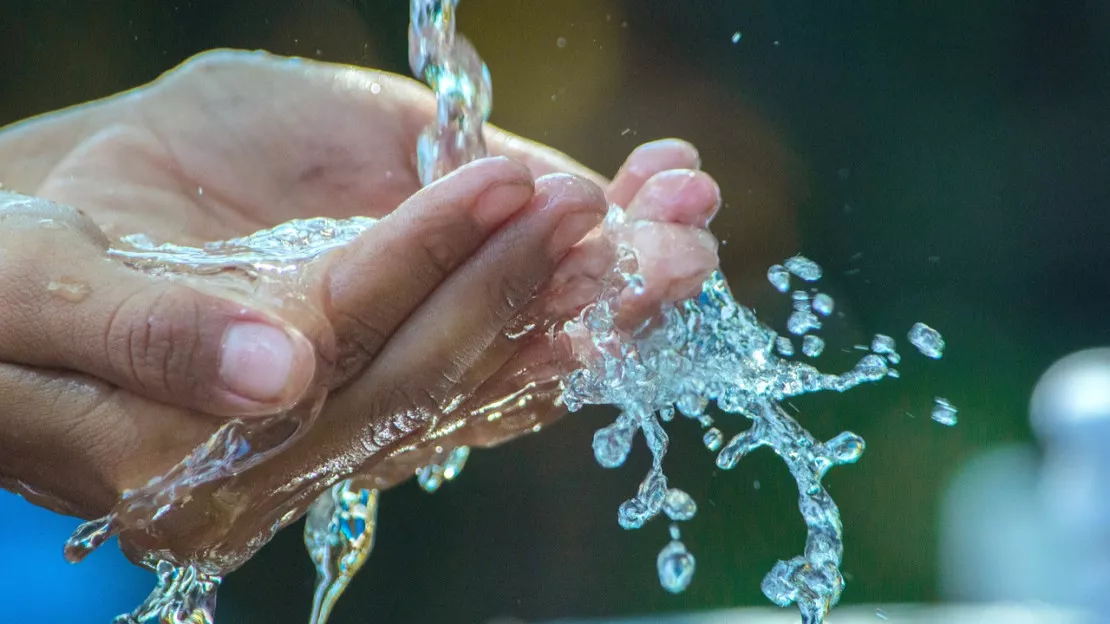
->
<box><xmin>0</xmin><ymin>192</ymin><xmax>318</xmax><ymax>418</ymax></box>
<box><xmin>201</xmin><ymin>175</ymin><xmax>606</xmax><ymax>522</ymax></box>
<box><xmin>354</xmin><ymin>174</ymin><xmax>605</xmax><ymax>415</ymax></box>
<box><xmin>617</xmin><ymin>222</ymin><xmax>719</xmax><ymax>324</ymax></box>
<box><xmin>316</xmin><ymin>156</ymin><xmax>535</xmax><ymax>384</ymax></box>
<box><xmin>539</xmin><ymin>169</ymin><xmax>721</xmax><ymax>322</ymax></box>
<box><xmin>606</xmin><ymin>139</ymin><xmax>701</xmax><ymax>208</ymax></box>
<box><xmin>484</xmin><ymin>124</ymin><xmax>610</xmax><ymax>188</ymax></box>
<box><xmin>0</xmin><ymin>362</ymin><xmax>215</xmax><ymax>520</ymax></box>
<box><xmin>625</xmin><ymin>169</ymin><xmax>721</xmax><ymax>228</ymax></box>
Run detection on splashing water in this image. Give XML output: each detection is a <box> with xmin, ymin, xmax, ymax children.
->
<box><xmin>304</xmin><ymin>481</ymin><xmax>381</xmax><ymax>624</ymax></box>
<box><xmin>53</xmin><ymin>1</ymin><xmax>955</xmax><ymax>622</ymax></box>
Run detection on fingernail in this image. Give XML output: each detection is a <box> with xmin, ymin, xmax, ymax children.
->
<box><xmin>475</xmin><ymin>177</ymin><xmax>535</xmax><ymax>226</ymax></box>
<box><xmin>629</xmin><ymin>139</ymin><xmax>700</xmax><ymax>176</ymax></box>
<box><xmin>540</xmin><ymin>176</ymin><xmax>606</xmax><ymax>256</ymax></box>
<box><xmin>219</xmin><ymin>322</ymin><xmax>306</xmax><ymax>402</ymax></box>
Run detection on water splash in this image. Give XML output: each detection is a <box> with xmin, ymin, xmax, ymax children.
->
<box><xmin>303</xmin><ymin>480</ymin><xmax>380</xmax><ymax>624</ymax></box>
<box><xmin>559</xmin><ymin>211</ymin><xmax>950</xmax><ymax>620</ymax></box>
<box><xmin>53</xmin><ymin>0</ymin><xmax>955</xmax><ymax>621</ymax></box>
<box><xmin>113</xmin><ymin>559</ymin><xmax>220</xmax><ymax>624</ymax></box>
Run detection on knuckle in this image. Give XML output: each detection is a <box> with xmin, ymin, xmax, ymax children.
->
<box><xmin>488</xmin><ymin>271</ymin><xmax>540</xmax><ymax>323</ymax></box>
<box><xmin>414</xmin><ymin>225</ymin><xmax>466</xmax><ymax>283</ymax></box>
<box><xmin>106</xmin><ymin>285</ymin><xmax>203</xmax><ymax>399</ymax></box>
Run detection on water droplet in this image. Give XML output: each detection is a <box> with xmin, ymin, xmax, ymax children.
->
<box><xmin>703</xmin><ymin>428</ymin><xmax>724</xmax><ymax>451</ymax></box>
<box><xmin>792</xmin><ymin>290</ymin><xmax>810</xmax><ymax>311</ymax></box>
<box><xmin>825</xmin><ymin>431</ymin><xmax>865</xmax><ymax>465</ymax></box>
<box><xmin>731</xmin><ymin>31</ymin><xmax>742</xmax><ymax>43</ymax></box>
<box><xmin>657</xmin><ymin>540</ymin><xmax>696</xmax><ymax>594</ymax></box>
<box><xmin>593</xmin><ymin>417</ymin><xmax>635</xmax><ymax>468</ymax></box>
<box><xmin>855</xmin><ymin>354</ymin><xmax>889</xmax><ymax>381</ymax></box>
<box><xmin>47</xmin><ymin>277</ymin><xmax>91</xmax><ymax>302</ymax></box>
<box><xmin>416</xmin><ymin>464</ymin><xmax>443</xmax><ymax>493</ymax></box>
<box><xmin>669</xmin><ymin>523</ymin><xmax>681</xmax><ymax>541</ymax></box>
<box><xmin>776</xmin><ymin>336</ymin><xmax>795</xmax><ymax>357</ymax></box>
<box><xmin>441</xmin><ymin>446</ymin><xmax>470</xmax><ymax>481</ymax></box>
<box><xmin>802</xmin><ymin>335</ymin><xmax>825</xmax><ymax>358</ymax></box>
<box><xmin>784</xmin><ymin>255</ymin><xmax>822</xmax><ymax>281</ymax></box>
<box><xmin>908</xmin><ymin>322</ymin><xmax>945</xmax><ymax>359</ymax></box>
<box><xmin>767</xmin><ymin>264</ymin><xmax>790</xmax><ymax>292</ymax></box>
<box><xmin>663</xmin><ymin>488</ymin><xmax>697</xmax><ymax>521</ymax></box>
<box><xmin>812</xmin><ymin>293</ymin><xmax>834</xmax><ymax>316</ymax></box>
<box><xmin>870</xmin><ymin>334</ymin><xmax>896</xmax><ymax>354</ymax></box>
<box><xmin>931</xmin><ymin>397</ymin><xmax>958</xmax><ymax>426</ymax></box>
<box><xmin>753</xmin><ymin>479</ymin><xmax>761</xmax><ymax>490</ymax></box>
<box><xmin>787</xmin><ymin>309</ymin><xmax>821</xmax><ymax>335</ymax></box>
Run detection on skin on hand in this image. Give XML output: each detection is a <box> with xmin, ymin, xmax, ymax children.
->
<box><xmin>0</xmin><ymin>50</ymin><xmax>723</xmax><ymax>568</ymax></box>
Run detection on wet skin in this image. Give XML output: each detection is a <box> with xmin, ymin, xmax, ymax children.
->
<box><xmin>0</xmin><ymin>50</ymin><xmax>724</xmax><ymax>569</ymax></box>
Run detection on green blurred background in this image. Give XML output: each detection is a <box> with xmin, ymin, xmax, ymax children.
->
<box><xmin>2</xmin><ymin>0</ymin><xmax>1109</xmax><ymax>622</ymax></box>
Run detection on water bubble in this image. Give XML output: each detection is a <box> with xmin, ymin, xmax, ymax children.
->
<box><xmin>875</xmin><ymin>608</ymin><xmax>890</xmax><ymax>620</ymax></box>
<box><xmin>669</xmin><ymin>523</ymin><xmax>681</xmax><ymax>541</ymax></box>
<box><xmin>812</xmin><ymin>293</ymin><xmax>834</xmax><ymax>316</ymax></box>
<box><xmin>703</xmin><ymin>428</ymin><xmax>724</xmax><ymax>451</ymax></box>
<box><xmin>776</xmin><ymin>336</ymin><xmax>795</xmax><ymax>357</ymax></box>
<box><xmin>47</xmin><ymin>278</ymin><xmax>91</xmax><ymax>302</ymax></box>
<box><xmin>657</xmin><ymin>540</ymin><xmax>696</xmax><ymax>594</ymax></box>
<box><xmin>767</xmin><ymin>264</ymin><xmax>791</xmax><ymax>293</ymax></box>
<box><xmin>931</xmin><ymin>397</ymin><xmax>958</xmax><ymax>426</ymax></box>
<box><xmin>784</xmin><ymin>255</ymin><xmax>823</xmax><ymax>281</ymax></box>
<box><xmin>556</xmin><ymin>37</ymin><xmax>567</xmax><ymax>48</ymax></box>
<box><xmin>870</xmin><ymin>334</ymin><xmax>895</xmax><ymax>355</ymax></box>
<box><xmin>802</xmin><ymin>335</ymin><xmax>825</xmax><ymax>358</ymax></box>
<box><xmin>731</xmin><ymin>31</ymin><xmax>742</xmax><ymax>43</ymax></box>
<box><xmin>663</xmin><ymin>489</ymin><xmax>697</xmax><ymax>521</ymax></box>
<box><xmin>908</xmin><ymin>322</ymin><xmax>945</xmax><ymax>359</ymax></box>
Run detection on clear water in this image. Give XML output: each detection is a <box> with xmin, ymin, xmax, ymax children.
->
<box><xmin>57</xmin><ymin>0</ymin><xmax>953</xmax><ymax>622</ymax></box>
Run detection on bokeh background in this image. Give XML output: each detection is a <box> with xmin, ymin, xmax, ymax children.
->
<box><xmin>2</xmin><ymin>0</ymin><xmax>1110</xmax><ymax>622</ymax></box>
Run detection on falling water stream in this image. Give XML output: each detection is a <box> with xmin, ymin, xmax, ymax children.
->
<box><xmin>52</xmin><ymin>1</ymin><xmax>952</xmax><ymax>622</ymax></box>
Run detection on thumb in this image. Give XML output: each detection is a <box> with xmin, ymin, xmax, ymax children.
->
<box><xmin>0</xmin><ymin>192</ymin><xmax>317</xmax><ymax>417</ymax></box>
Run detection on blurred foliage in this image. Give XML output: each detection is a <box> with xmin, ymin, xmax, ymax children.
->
<box><xmin>2</xmin><ymin>1</ymin><xmax>1109</xmax><ymax>622</ymax></box>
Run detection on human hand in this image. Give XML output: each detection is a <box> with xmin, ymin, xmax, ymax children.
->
<box><xmin>0</xmin><ymin>51</ymin><xmax>722</xmax><ymax>568</ymax></box>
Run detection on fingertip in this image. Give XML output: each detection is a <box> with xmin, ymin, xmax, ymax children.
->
<box><xmin>533</xmin><ymin>174</ymin><xmax>607</xmax><ymax>258</ymax></box>
<box><xmin>627</xmin><ymin>169</ymin><xmax>722</xmax><ymax>227</ymax></box>
<box><xmin>217</xmin><ymin>321</ymin><xmax>317</xmax><ymax>414</ymax></box>
<box><xmin>607</xmin><ymin>139</ymin><xmax>702</xmax><ymax>207</ymax></box>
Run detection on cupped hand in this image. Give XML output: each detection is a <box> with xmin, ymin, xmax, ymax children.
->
<box><xmin>0</xmin><ymin>51</ymin><xmax>723</xmax><ymax>568</ymax></box>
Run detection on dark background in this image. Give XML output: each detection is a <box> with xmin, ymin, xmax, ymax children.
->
<box><xmin>2</xmin><ymin>0</ymin><xmax>1109</xmax><ymax>622</ymax></box>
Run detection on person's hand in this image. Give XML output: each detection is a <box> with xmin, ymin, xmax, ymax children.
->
<box><xmin>0</xmin><ymin>51</ymin><xmax>723</xmax><ymax>568</ymax></box>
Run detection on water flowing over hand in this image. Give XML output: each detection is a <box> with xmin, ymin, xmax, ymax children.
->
<box><xmin>0</xmin><ymin>51</ymin><xmax>722</xmax><ymax>571</ymax></box>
